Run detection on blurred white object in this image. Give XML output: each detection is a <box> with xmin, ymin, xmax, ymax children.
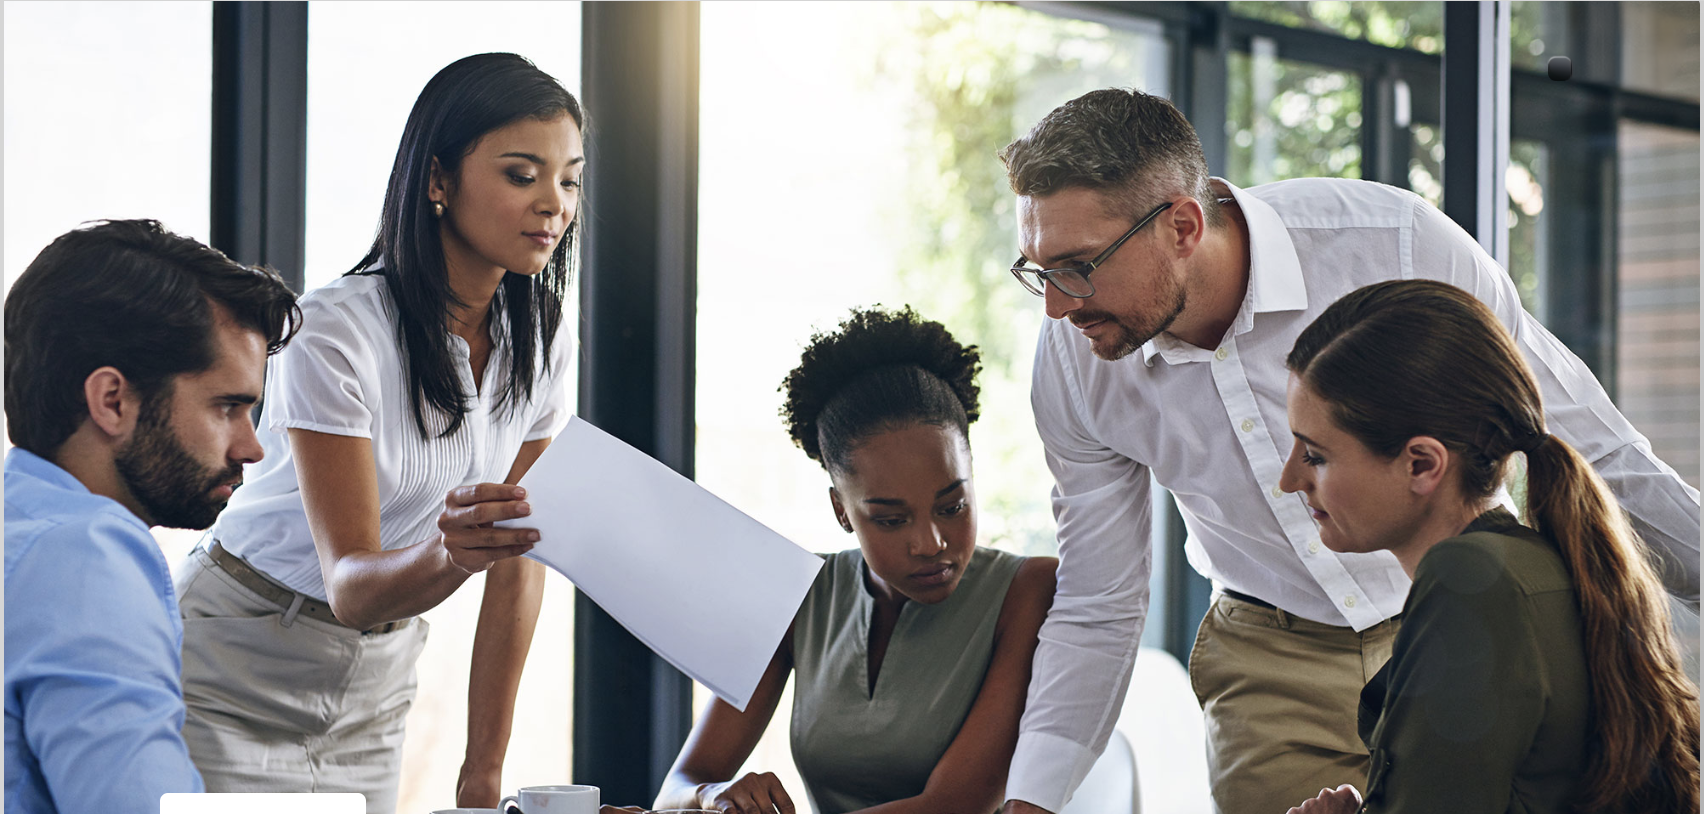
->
<box><xmin>1061</xmin><ymin>646</ymin><xmax>1212</xmax><ymax>814</ymax></box>
<box><xmin>1061</xmin><ymin>729</ymin><xmax>1140</xmax><ymax>814</ymax></box>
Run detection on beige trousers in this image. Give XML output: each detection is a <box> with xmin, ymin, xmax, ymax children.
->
<box><xmin>174</xmin><ymin>546</ymin><xmax>429</xmax><ymax>814</ymax></box>
<box><xmin>1189</xmin><ymin>594</ymin><xmax>1401</xmax><ymax>814</ymax></box>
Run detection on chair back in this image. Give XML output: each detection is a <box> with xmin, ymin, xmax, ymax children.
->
<box><xmin>1059</xmin><ymin>729</ymin><xmax>1140</xmax><ymax>814</ymax></box>
<box><xmin>1119</xmin><ymin>647</ymin><xmax>1212</xmax><ymax>814</ymax></box>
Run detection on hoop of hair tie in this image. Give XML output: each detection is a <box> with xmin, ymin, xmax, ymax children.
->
<box><xmin>1517</xmin><ymin>429</ymin><xmax>1551</xmax><ymax>454</ymax></box>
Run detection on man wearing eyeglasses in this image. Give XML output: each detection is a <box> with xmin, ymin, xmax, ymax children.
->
<box><xmin>993</xmin><ymin>88</ymin><xmax>1700</xmax><ymax>814</ymax></box>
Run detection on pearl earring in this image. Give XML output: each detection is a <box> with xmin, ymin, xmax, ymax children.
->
<box><xmin>433</xmin><ymin>201</ymin><xmax>445</xmax><ymax>218</ymax></box>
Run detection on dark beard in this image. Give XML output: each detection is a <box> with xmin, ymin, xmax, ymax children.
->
<box><xmin>113</xmin><ymin>396</ymin><xmax>242</xmax><ymax>530</ymax></box>
<box><xmin>1090</xmin><ymin>288</ymin><xmax>1188</xmax><ymax>361</ymax></box>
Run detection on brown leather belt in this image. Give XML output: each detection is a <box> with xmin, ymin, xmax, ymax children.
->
<box><xmin>1220</xmin><ymin>588</ymin><xmax>1278</xmax><ymax>611</ymax></box>
<box><xmin>207</xmin><ymin>541</ymin><xmax>404</xmax><ymax>634</ymax></box>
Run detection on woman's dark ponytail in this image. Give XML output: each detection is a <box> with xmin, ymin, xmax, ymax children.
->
<box><xmin>1289</xmin><ymin>279</ymin><xmax>1699</xmax><ymax>813</ymax></box>
<box><xmin>1523</xmin><ymin>436</ymin><xmax>1700</xmax><ymax>813</ymax></box>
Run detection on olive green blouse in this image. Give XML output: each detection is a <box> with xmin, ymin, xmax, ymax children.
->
<box><xmin>1358</xmin><ymin>508</ymin><xmax>1590</xmax><ymax>813</ymax></box>
<box><xmin>789</xmin><ymin>546</ymin><xmax>1025</xmax><ymax>814</ymax></box>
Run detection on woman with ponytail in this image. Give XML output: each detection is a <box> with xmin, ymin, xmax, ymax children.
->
<box><xmin>1278</xmin><ymin>279</ymin><xmax>1698</xmax><ymax>814</ymax></box>
<box><xmin>653</xmin><ymin>307</ymin><xmax>1057</xmax><ymax>814</ymax></box>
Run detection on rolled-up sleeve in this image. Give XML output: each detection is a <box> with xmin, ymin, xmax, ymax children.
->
<box><xmin>8</xmin><ymin>515</ymin><xmax>204</xmax><ymax>810</ymax></box>
<box><xmin>1007</xmin><ymin>325</ymin><xmax>1154</xmax><ymax>812</ymax></box>
<box><xmin>1411</xmin><ymin>199</ymin><xmax>1701</xmax><ymax>609</ymax></box>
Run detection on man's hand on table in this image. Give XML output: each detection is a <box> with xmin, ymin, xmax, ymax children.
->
<box><xmin>1002</xmin><ymin>800</ymin><xmax>1054</xmax><ymax>814</ymax></box>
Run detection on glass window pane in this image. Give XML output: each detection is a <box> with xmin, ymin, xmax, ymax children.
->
<box><xmin>1228</xmin><ymin>49</ymin><xmax>1362</xmax><ymax>186</ymax></box>
<box><xmin>1620</xmin><ymin>1</ymin><xmax>1700</xmax><ymax>103</ymax></box>
<box><xmin>3</xmin><ymin>0</ymin><xmax>213</xmax><ymax>562</ymax></box>
<box><xmin>1231</xmin><ymin>1</ymin><xmax>1443</xmax><ymax>53</ymax></box>
<box><xmin>1616</xmin><ymin>121</ymin><xmax>1699</xmax><ymax>490</ymax></box>
<box><xmin>1616</xmin><ymin>119</ymin><xmax>1701</xmax><ymax>685</ymax></box>
<box><xmin>1407</xmin><ymin>129</ymin><xmax>1552</xmax><ymax>320</ymax></box>
<box><xmin>695</xmin><ymin>0</ymin><xmax>1169</xmax><ymax>802</ymax></box>
<box><xmin>305</xmin><ymin>5</ymin><xmax>582</xmax><ymax>808</ymax></box>
<box><xmin>1506</xmin><ymin>139</ymin><xmax>1550</xmax><ymax>320</ymax></box>
<box><xmin>1407</xmin><ymin>123</ymin><xmax>1444</xmax><ymax>209</ymax></box>
<box><xmin>1509</xmin><ymin>0</ymin><xmax>1570</xmax><ymax>74</ymax></box>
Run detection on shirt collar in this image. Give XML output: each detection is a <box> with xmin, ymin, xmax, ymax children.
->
<box><xmin>5</xmin><ymin>446</ymin><xmax>92</xmax><ymax>495</ymax></box>
<box><xmin>1139</xmin><ymin>177</ymin><xmax>1309</xmax><ymax>366</ymax></box>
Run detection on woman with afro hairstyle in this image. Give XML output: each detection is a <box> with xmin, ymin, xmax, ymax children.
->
<box><xmin>654</xmin><ymin>306</ymin><xmax>1058</xmax><ymax>814</ymax></box>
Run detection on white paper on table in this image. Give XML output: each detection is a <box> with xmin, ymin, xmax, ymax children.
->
<box><xmin>497</xmin><ymin>416</ymin><xmax>824</xmax><ymax>711</ymax></box>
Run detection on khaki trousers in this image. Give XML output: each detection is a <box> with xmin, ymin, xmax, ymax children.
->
<box><xmin>174</xmin><ymin>546</ymin><xmax>429</xmax><ymax>814</ymax></box>
<box><xmin>1189</xmin><ymin>594</ymin><xmax>1401</xmax><ymax>814</ymax></box>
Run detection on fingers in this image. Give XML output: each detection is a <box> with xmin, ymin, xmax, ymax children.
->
<box><xmin>439</xmin><ymin>495</ymin><xmax>534</xmax><ymax>531</ymax></box>
<box><xmin>440</xmin><ymin>517</ymin><xmax>541</xmax><ymax>549</ymax></box>
<box><xmin>447</xmin><ymin>482</ymin><xmax>527</xmax><ymax>507</ymax></box>
<box><xmin>438</xmin><ymin>483</ymin><xmax>540</xmax><ymax>572</ymax></box>
<box><xmin>708</xmin><ymin>773</ymin><xmax>789</xmax><ymax>814</ymax></box>
<box><xmin>763</xmin><ymin>773</ymin><xmax>795</xmax><ymax>814</ymax></box>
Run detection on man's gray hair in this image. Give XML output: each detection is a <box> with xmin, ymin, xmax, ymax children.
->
<box><xmin>1000</xmin><ymin>88</ymin><xmax>1224</xmax><ymax>227</ymax></box>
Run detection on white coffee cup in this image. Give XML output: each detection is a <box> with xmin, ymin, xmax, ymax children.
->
<box><xmin>498</xmin><ymin>784</ymin><xmax>600</xmax><ymax>814</ymax></box>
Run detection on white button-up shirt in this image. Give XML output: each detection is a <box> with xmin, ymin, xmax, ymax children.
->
<box><xmin>1008</xmin><ymin>177</ymin><xmax>1701</xmax><ymax>811</ymax></box>
<box><xmin>211</xmin><ymin>273</ymin><xmax>574</xmax><ymax>601</ymax></box>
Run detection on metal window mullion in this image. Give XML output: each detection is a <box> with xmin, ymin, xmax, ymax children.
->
<box><xmin>575</xmin><ymin>2</ymin><xmax>700</xmax><ymax>804</ymax></box>
<box><xmin>210</xmin><ymin>1</ymin><xmax>307</xmax><ymax>292</ymax></box>
<box><xmin>1442</xmin><ymin>0</ymin><xmax>1512</xmax><ymax>269</ymax></box>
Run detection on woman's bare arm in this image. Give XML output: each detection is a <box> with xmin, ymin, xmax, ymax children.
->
<box><xmin>457</xmin><ymin>437</ymin><xmax>553</xmax><ymax>807</ymax></box>
<box><xmin>654</xmin><ymin>630</ymin><xmax>796</xmax><ymax>812</ymax></box>
<box><xmin>291</xmin><ymin>428</ymin><xmax>538</xmax><ymax>632</ymax></box>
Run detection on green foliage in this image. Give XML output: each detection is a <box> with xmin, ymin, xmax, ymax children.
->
<box><xmin>873</xmin><ymin>1</ymin><xmax>1149</xmax><ymax>377</ymax></box>
<box><xmin>1226</xmin><ymin>52</ymin><xmax>1363</xmax><ymax>185</ymax></box>
<box><xmin>869</xmin><ymin>1</ymin><xmax>1163</xmax><ymax>554</ymax></box>
<box><xmin>1231</xmin><ymin>1</ymin><xmax>1443</xmax><ymax>52</ymax></box>
<box><xmin>1231</xmin><ymin>1</ymin><xmax>1556</xmax><ymax>71</ymax></box>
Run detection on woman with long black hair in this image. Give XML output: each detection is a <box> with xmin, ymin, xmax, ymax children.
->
<box><xmin>1278</xmin><ymin>279</ymin><xmax>1699</xmax><ymax>814</ymax></box>
<box><xmin>174</xmin><ymin>53</ymin><xmax>581</xmax><ymax>812</ymax></box>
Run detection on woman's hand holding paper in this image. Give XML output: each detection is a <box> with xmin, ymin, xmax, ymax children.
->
<box><xmin>438</xmin><ymin>483</ymin><xmax>540</xmax><ymax>574</ymax></box>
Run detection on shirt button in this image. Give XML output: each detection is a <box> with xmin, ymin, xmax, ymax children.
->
<box><xmin>1271</xmin><ymin>485</ymin><xmax>1284</xmax><ymax>498</ymax></box>
<box><xmin>1344</xmin><ymin>595</ymin><xmax>1358</xmax><ymax>608</ymax></box>
<box><xmin>1240</xmin><ymin>418</ymin><xmax>1255</xmax><ymax>432</ymax></box>
<box><xmin>1214</xmin><ymin>347</ymin><xmax>1229</xmax><ymax>361</ymax></box>
<box><xmin>1308</xmin><ymin>540</ymin><xmax>1320</xmax><ymax>555</ymax></box>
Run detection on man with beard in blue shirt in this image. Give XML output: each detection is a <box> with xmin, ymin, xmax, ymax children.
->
<box><xmin>4</xmin><ymin>219</ymin><xmax>298</xmax><ymax>813</ymax></box>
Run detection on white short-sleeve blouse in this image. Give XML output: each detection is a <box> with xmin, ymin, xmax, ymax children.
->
<box><xmin>211</xmin><ymin>273</ymin><xmax>573</xmax><ymax>601</ymax></box>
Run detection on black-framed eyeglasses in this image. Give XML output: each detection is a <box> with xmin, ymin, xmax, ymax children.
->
<box><xmin>1010</xmin><ymin>201</ymin><xmax>1174</xmax><ymax>299</ymax></box>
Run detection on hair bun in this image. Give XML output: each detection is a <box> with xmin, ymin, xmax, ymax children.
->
<box><xmin>780</xmin><ymin>306</ymin><xmax>981</xmax><ymax>466</ymax></box>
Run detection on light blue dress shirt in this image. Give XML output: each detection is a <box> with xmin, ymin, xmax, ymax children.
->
<box><xmin>5</xmin><ymin>448</ymin><xmax>204</xmax><ymax>813</ymax></box>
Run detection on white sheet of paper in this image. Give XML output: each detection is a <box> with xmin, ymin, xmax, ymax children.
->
<box><xmin>499</xmin><ymin>416</ymin><xmax>824</xmax><ymax>711</ymax></box>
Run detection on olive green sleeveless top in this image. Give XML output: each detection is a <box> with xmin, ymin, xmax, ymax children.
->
<box><xmin>789</xmin><ymin>546</ymin><xmax>1026</xmax><ymax>814</ymax></box>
